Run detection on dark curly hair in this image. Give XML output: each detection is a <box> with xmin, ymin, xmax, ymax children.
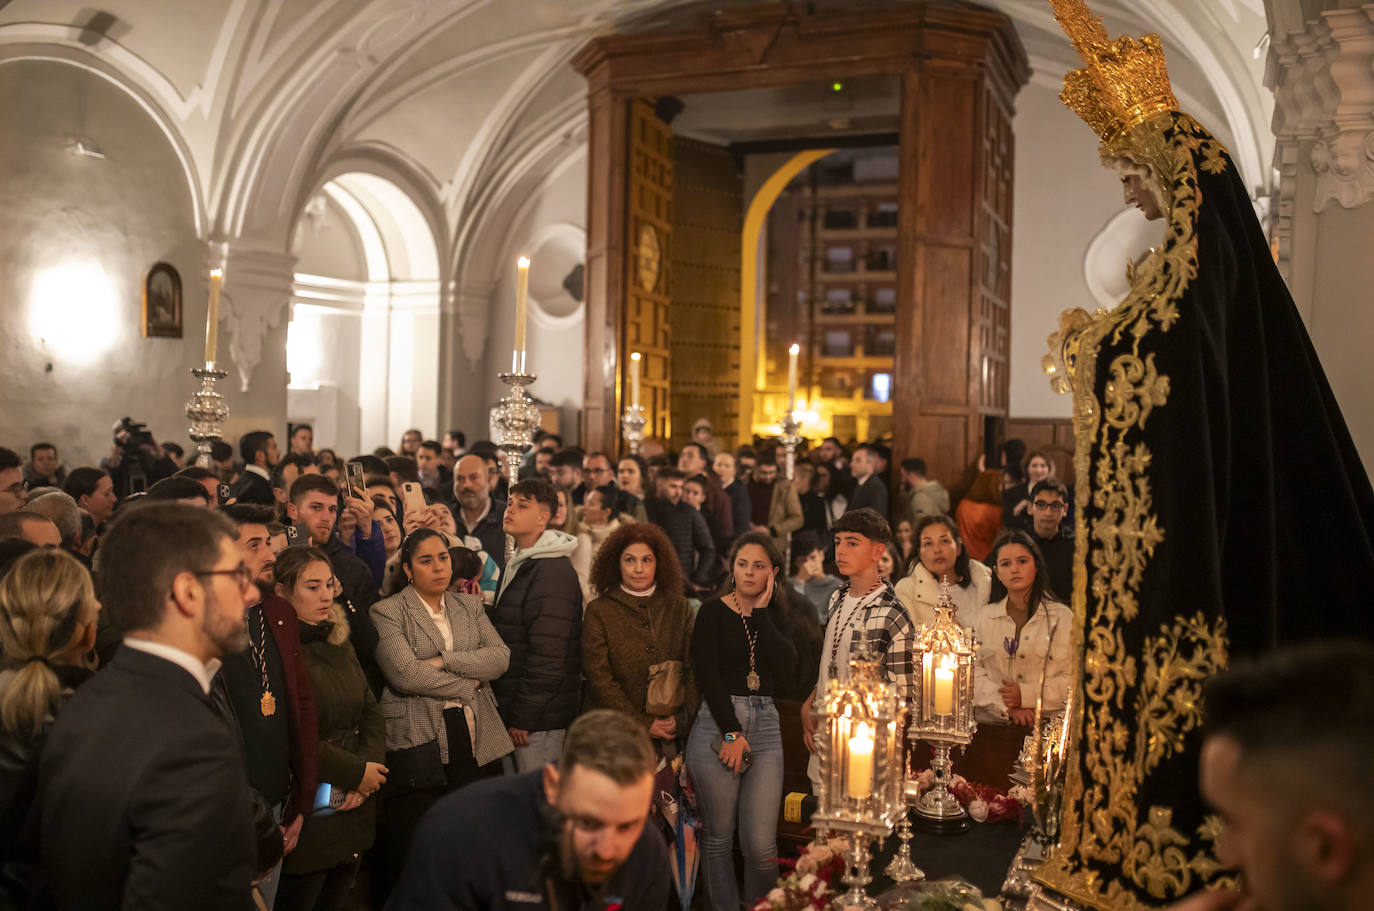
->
<box><xmin>588</xmin><ymin>522</ymin><xmax>684</xmax><ymax>602</ymax></box>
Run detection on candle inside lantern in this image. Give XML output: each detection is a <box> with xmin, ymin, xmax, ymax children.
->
<box><xmin>512</xmin><ymin>256</ymin><xmax>530</xmax><ymax>373</ymax></box>
<box><xmin>204</xmin><ymin>268</ymin><xmax>223</xmax><ymax>368</ymax></box>
<box><xmin>787</xmin><ymin>343</ymin><xmax>799</xmax><ymax>411</ymax></box>
<box><xmin>846</xmin><ymin>722</ymin><xmax>874</xmax><ymax>799</ymax></box>
<box><xmin>630</xmin><ymin>351</ymin><xmax>642</xmax><ymax>409</ymax></box>
<box><xmin>933</xmin><ymin>665</ymin><xmax>955</xmax><ymax>716</ymax></box>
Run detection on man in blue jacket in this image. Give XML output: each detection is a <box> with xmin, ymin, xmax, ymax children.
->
<box><xmin>385</xmin><ymin>710</ymin><xmax>669</xmax><ymax>911</ymax></box>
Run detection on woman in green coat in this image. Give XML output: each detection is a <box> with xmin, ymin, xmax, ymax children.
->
<box><xmin>273</xmin><ymin>546</ymin><xmax>387</xmax><ymax>911</ymax></box>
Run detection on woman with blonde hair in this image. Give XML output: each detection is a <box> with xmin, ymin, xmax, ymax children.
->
<box><xmin>0</xmin><ymin>548</ymin><xmax>100</xmax><ymax>868</ymax></box>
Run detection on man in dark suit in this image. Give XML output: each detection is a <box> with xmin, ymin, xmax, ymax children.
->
<box><xmin>846</xmin><ymin>443</ymin><xmax>890</xmax><ymax>518</ymax></box>
<box><xmin>38</xmin><ymin>502</ymin><xmax>268</xmax><ymax>911</ymax></box>
<box><xmin>230</xmin><ymin>430</ymin><xmax>280</xmax><ymax>505</ymax></box>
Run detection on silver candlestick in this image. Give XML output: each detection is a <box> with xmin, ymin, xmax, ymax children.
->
<box><xmin>780</xmin><ymin>409</ymin><xmax>801</xmax><ymax>481</ymax></box>
<box><xmin>493</xmin><ymin>372</ymin><xmax>540</xmax><ymax>465</ymax></box>
<box><xmin>186</xmin><ymin>364</ymin><xmax>229</xmax><ymax>469</ymax></box>
<box><xmin>620</xmin><ymin>404</ymin><xmax>646</xmax><ymax>456</ymax></box>
<box><xmin>884</xmin><ymin>779</ymin><xmax>927</xmax><ymax>883</ymax></box>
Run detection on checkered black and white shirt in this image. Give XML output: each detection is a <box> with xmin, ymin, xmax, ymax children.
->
<box><xmin>820</xmin><ymin>580</ymin><xmax>917</xmax><ymax>704</ymax></box>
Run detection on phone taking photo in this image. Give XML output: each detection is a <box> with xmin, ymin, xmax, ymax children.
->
<box><xmin>402</xmin><ymin>481</ymin><xmax>427</xmax><ymax>516</ymax></box>
<box><xmin>345</xmin><ymin>461</ymin><xmax>366</xmax><ymax>498</ymax></box>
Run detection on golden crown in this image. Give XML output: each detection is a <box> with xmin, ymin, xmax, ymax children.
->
<box><xmin>1049</xmin><ymin>0</ymin><xmax>1179</xmax><ymax>143</ymax></box>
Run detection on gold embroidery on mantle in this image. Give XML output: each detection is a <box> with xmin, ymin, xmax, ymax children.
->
<box><xmin>1034</xmin><ymin>111</ymin><xmax>1233</xmax><ymax>910</ymax></box>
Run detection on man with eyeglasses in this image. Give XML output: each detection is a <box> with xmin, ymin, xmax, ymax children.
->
<box><xmin>0</xmin><ymin>446</ymin><xmax>27</xmax><ymax>515</ymax></box>
<box><xmin>39</xmin><ymin>502</ymin><xmax>272</xmax><ymax>911</ymax></box>
<box><xmin>1026</xmin><ymin>478</ymin><xmax>1073</xmax><ymax>602</ymax></box>
<box><xmin>217</xmin><ymin>504</ymin><xmax>319</xmax><ymax>908</ymax></box>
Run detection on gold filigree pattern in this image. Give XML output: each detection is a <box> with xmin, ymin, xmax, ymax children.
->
<box><xmin>1033</xmin><ymin>109</ymin><xmax>1234</xmax><ymax>911</ymax></box>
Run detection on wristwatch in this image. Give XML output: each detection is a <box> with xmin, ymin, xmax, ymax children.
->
<box><xmin>723</xmin><ymin>732</ymin><xmax>738</xmax><ymax>743</ymax></box>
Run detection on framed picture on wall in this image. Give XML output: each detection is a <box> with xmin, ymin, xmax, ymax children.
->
<box><xmin>143</xmin><ymin>262</ymin><xmax>182</xmax><ymax>338</ymax></box>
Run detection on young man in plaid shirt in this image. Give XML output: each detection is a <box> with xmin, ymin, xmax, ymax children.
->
<box><xmin>801</xmin><ymin>507</ymin><xmax>917</xmax><ymax>788</ymax></box>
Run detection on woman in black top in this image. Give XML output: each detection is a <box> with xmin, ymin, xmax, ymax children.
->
<box><xmin>686</xmin><ymin>532</ymin><xmax>797</xmax><ymax>911</ymax></box>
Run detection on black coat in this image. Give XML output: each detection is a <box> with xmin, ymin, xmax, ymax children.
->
<box><xmin>847</xmin><ymin>475</ymin><xmax>889</xmax><ymax>518</ymax></box>
<box><xmin>230</xmin><ymin>469</ymin><xmax>274</xmax><ymax>506</ymax></box>
<box><xmin>489</xmin><ymin>553</ymin><xmax>582</xmax><ymax>733</ymax></box>
<box><xmin>385</xmin><ymin>770</ymin><xmax>669</xmax><ymax>910</ymax></box>
<box><xmin>38</xmin><ymin>647</ymin><xmax>257</xmax><ymax>911</ymax></box>
<box><xmin>457</xmin><ymin>498</ymin><xmax>509</xmax><ymax>569</ymax></box>
<box><xmin>645</xmin><ymin>498</ymin><xmax>718</xmax><ymax>591</ymax></box>
<box><xmin>320</xmin><ymin>535</ymin><xmax>381</xmax><ymax>691</ymax></box>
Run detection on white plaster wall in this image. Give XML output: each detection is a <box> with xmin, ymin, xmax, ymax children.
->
<box><xmin>0</xmin><ymin>59</ymin><xmax>281</xmax><ymax>468</ymax></box>
<box><xmin>482</xmin><ymin>154</ymin><xmax>589</xmax><ymax>445</ymax></box>
<box><xmin>287</xmin><ymin>302</ymin><xmax>364</xmax><ymax>455</ymax></box>
<box><xmin>1009</xmin><ymin>83</ymin><xmax>1129</xmax><ymax>419</ymax></box>
<box><xmin>1305</xmin><ymin>203</ymin><xmax>1374</xmax><ymax>470</ymax></box>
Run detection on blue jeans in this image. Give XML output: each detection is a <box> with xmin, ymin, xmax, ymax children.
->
<box><xmin>686</xmin><ymin>696</ymin><xmax>784</xmax><ymax>910</ymax></box>
<box><xmin>505</xmin><ymin>728</ymin><xmax>566</xmax><ymax>774</ymax></box>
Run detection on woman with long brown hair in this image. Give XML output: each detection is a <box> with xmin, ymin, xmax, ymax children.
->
<box><xmin>581</xmin><ymin>522</ymin><xmax>696</xmax><ymax>739</ymax></box>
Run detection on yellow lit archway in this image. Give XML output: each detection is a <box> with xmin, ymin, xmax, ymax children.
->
<box><xmin>738</xmin><ymin>149</ymin><xmax>835</xmax><ymax>442</ymax></box>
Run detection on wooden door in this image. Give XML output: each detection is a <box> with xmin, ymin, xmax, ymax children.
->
<box><xmin>622</xmin><ymin>99</ymin><xmax>674</xmax><ymax>446</ymax></box>
<box><xmin>670</xmin><ymin>137</ymin><xmax>742</xmax><ymax>450</ymax></box>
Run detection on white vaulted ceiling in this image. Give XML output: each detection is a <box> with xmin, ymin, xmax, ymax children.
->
<box><xmin>0</xmin><ymin>0</ymin><xmax>1275</xmax><ymax>276</ymax></box>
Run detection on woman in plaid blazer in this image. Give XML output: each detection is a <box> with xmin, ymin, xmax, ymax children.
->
<box><xmin>368</xmin><ymin>529</ymin><xmax>513</xmax><ymax>902</ymax></box>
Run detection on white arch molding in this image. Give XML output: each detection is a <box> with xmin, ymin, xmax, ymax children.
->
<box><xmin>0</xmin><ymin>49</ymin><xmax>206</xmax><ymax>236</ymax></box>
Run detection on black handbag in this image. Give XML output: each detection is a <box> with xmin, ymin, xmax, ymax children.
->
<box><xmin>381</xmin><ymin>739</ymin><xmax>446</xmax><ymax>797</ymax></box>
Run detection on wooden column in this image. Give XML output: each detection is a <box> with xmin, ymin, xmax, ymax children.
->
<box><xmin>893</xmin><ymin>34</ymin><xmax>1021</xmax><ymax>486</ymax></box>
<box><xmin>577</xmin><ymin>62</ymin><xmax>630</xmax><ymax>452</ymax></box>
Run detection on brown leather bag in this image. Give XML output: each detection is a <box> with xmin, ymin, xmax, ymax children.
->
<box><xmin>645</xmin><ymin>659</ymin><xmax>685</xmax><ymax>716</ymax></box>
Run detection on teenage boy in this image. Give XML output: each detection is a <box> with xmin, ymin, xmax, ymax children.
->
<box><xmin>800</xmin><ymin>507</ymin><xmax>915</xmax><ymax>789</ymax></box>
<box><xmin>491</xmin><ymin>478</ymin><xmax>582</xmax><ymax>772</ymax></box>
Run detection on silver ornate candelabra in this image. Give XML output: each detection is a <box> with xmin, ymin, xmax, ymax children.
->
<box><xmin>780</xmin><ymin>410</ymin><xmax>801</xmax><ymax>481</ymax></box>
<box><xmin>811</xmin><ymin>653</ymin><xmax>908</xmax><ymax>910</ymax></box>
<box><xmin>493</xmin><ymin>371</ymin><xmax>541</xmax><ymax>465</ymax></box>
<box><xmin>910</xmin><ymin>581</ymin><xmax>979</xmax><ymax>833</ymax></box>
<box><xmin>620</xmin><ymin>404</ymin><xmax>646</xmax><ymax>456</ymax></box>
<box><xmin>186</xmin><ymin>365</ymin><xmax>229</xmax><ymax>468</ymax></box>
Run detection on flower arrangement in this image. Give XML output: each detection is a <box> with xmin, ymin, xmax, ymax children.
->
<box><xmin>752</xmin><ymin>837</ymin><xmax>849</xmax><ymax>910</ymax></box>
<box><xmin>911</xmin><ymin>769</ymin><xmax>1025</xmax><ymax>824</ymax></box>
<box><xmin>891</xmin><ymin>880</ymin><xmax>1003</xmax><ymax>911</ymax></box>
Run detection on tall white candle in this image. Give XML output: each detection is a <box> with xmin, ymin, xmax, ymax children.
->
<box><xmin>630</xmin><ymin>351</ymin><xmax>642</xmax><ymax>409</ymax></box>
<box><xmin>846</xmin><ymin>722</ymin><xmax>874</xmax><ymax>799</ymax></box>
<box><xmin>204</xmin><ymin>268</ymin><xmax>222</xmax><ymax>368</ymax></box>
<box><xmin>933</xmin><ymin>666</ymin><xmax>955</xmax><ymax>716</ymax></box>
<box><xmin>513</xmin><ymin>256</ymin><xmax>530</xmax><ymax>373</ymax></box>
<box><xmin>787</xmin><ymin>343</ymin><xmax>800</xmax><ymax>411</ymax></box>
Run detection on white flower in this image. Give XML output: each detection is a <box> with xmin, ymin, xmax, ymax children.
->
<box><xmin>968</xmin><ymin>799</ymin><xmax>989</xmax><ymax>822</ymax></box>
<box><xmin>798</xmin><ymin>874</ymin><xmax>817</xmax><ymax>892</ymax></box>
<box><xmin>766</xmin><ymin>886</ymin><xmax>785</xmax><ymax>903</ymax></box>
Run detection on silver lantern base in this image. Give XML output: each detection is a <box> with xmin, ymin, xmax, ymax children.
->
<box><xmin>186</xmin><ymin>365</ymin><xmax>229</xmax><ymax>469</ymax></box>
<box><xmin>620</xmin><ymin>404</ymin><xmax>646</xmax><ymax>456</ymax></box>
<box><xmin>914</xmin><ymin>741</ymin><xmax>970</xmax><ymax>833</ymax></box>
<box><xmin>493</xmin><ymin>372</ymin><xmax>540</xmax><ymax>466</ymax></box>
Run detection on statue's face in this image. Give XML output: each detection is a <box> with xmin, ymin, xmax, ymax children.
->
<box><xmin>1121</xmin><ymin>172</ymin><xmax>1165</xmax><ymax>221</ymax></box>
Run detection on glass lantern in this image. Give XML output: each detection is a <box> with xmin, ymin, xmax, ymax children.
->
<box><xmin>813</xmin><ymin>651</ymin><xmax>907</xmax><ymax>909</ymax></box>
<box><xmin>909</xmin><ymin>581</ymin><xmax>979</xmax><ymax>831</ymax></box>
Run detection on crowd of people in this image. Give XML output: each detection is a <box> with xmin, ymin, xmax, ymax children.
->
<box><xmin>0</xmin><ymin>424</ymin><xmax>1360</xmax><ymax>911</ymax></box>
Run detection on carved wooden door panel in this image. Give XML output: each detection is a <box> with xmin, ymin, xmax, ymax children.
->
<box><xmin>623</xmin><ymin>99</ymin><xmax>674</xmax><ymax>445</ymax></box>
<box><xmin>669</xmin><ymin>137</ymin><xmax>742</xmax><ymax>450</ymax></box>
